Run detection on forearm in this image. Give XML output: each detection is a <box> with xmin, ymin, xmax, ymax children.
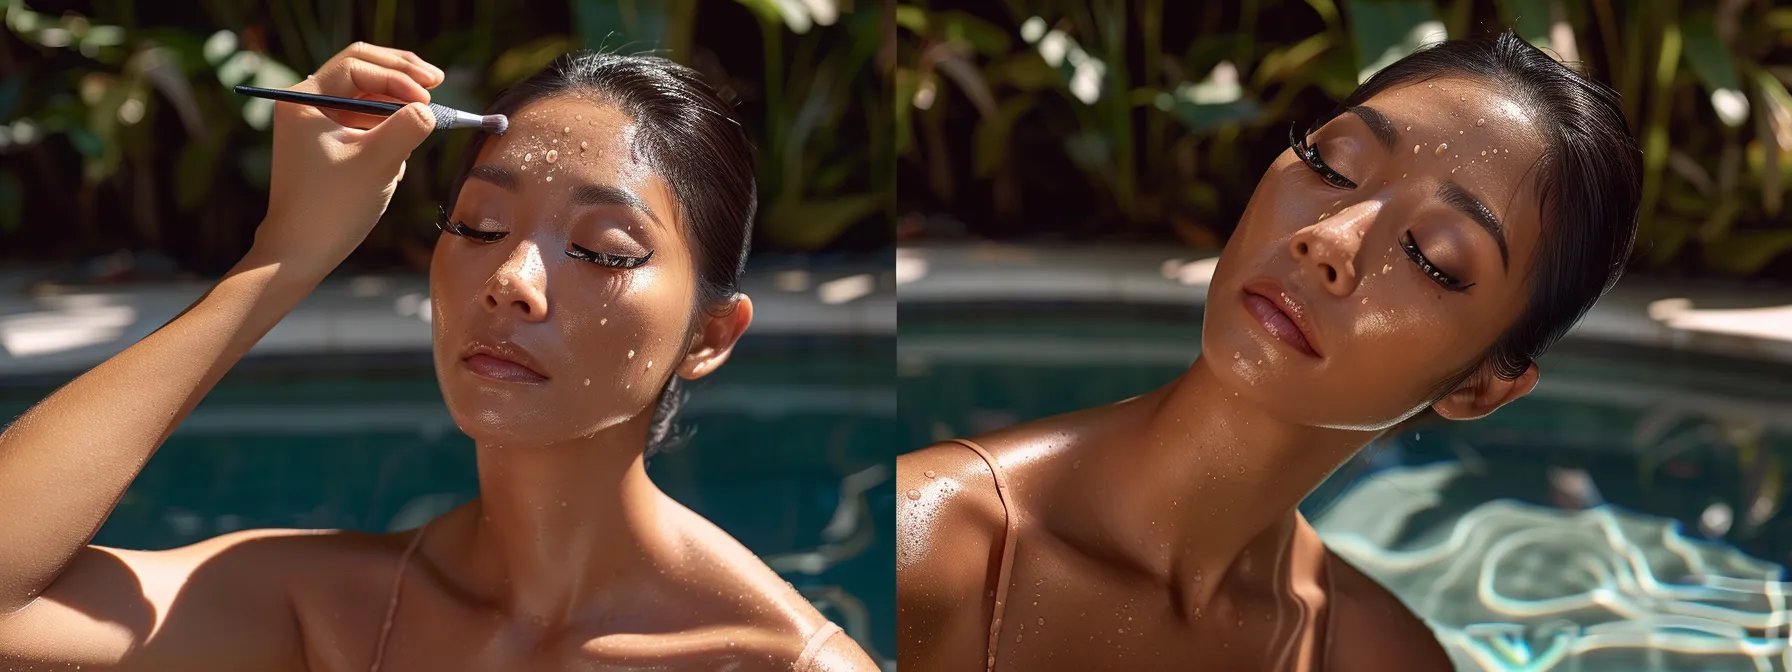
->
<box><xmin>0</xmin><ymin>241</ymin><xmax>324</xmax><ymax>613</ymax></box>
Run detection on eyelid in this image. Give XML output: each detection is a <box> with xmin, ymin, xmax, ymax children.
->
<box><xmin>436</xmin><ymin>206</ymin><xmax>506</xmax><ymax>242</ymax></box>
<box><xmin>567</xmin><ymin>242</ymin><xmax>653</xmax><ymax>269</ymax></box>
<box><xmin>1400</xmin><ymin>231</ymin><xmax>1475</xmax><ymax>291</ymax></box>
<box><xmin>1289</xmin><ymin>123</ymin><xmax>1358</xmax><ymax>190</ymax></box>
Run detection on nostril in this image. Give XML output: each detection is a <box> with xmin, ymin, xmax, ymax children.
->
<box><xmin>516</xmin><ymin>301</ymin><xmax>531</xmax><ymax>315</ymax></box>
<box><xmin>484</xmin><ymin>295</ymin><xmax>497</xmax><ymax>308</ymax></box>
<box><xmin>1324</xmin><ymin>266</ymin><xmax>1337</xmax><ymax>283</ymax></box>
<box><xmin>1295</xmin><ymin>241</ymin><xmax>1309</xmax><ymax>255</ymax></box>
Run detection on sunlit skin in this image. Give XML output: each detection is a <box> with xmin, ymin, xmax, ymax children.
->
<box><xmin>0</xmin><ymin>44</ymin><xmax>874</xmax><ymax>671</ymax></box>
<box><xmin>897</xmin><ymin>77</ymin><xmax>1547</xmax><ymax>671</ymax></box>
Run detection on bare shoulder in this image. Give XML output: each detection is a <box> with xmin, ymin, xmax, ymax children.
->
<box><xmin>0</xmin><ymin>527</ymin><xmax>400</xmax><ymax>671</ymax></box>
<box><xmin>649</xmin><ymin>500</ymin><xmax>878</xmax><ymax>670</ymax></box>
<box><xmin>1324</xmin><ymin>551</ymin><xmax>1453</xmax><ymax>671</ymax></box>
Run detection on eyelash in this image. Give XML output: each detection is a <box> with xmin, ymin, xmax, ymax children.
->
<box><xmin>1289</xmin><ymin>123</ymin><xmax>1358</xmax><ymax>190</ymax></box>
<box><xmin>1400</xmin><ymin>231</ymin><xmax>1474</xmax><ymax>291</ymax></box>
<box><xmin>435</xmin><ymin>207</ymin><xmax>654</xmax><ymax>270</ymax></box>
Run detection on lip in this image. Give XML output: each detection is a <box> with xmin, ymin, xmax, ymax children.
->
<box><xmin>459</xmin><ymin>339</ymin><xmax>550</xmax><ymax>383</ymax></box>
<box><xmin>1240</xmin><ymin>277</ymin><xmax>1325</xmax><ymax>358</ymax></box>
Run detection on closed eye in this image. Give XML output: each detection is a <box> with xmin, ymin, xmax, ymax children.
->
<box><xmin>567</xmin><ymin>243</ymin><xmax>652</xmax><ymax>269</ymax></box>
<box><xmin>1399</xmin><ymin>232</ymin><xmax>1474</xmax><ymax>292</ymax></box>
<box><xmin>435</xmin><ymin>206</ymin><xmax>506</xmax><ymax>243</ymax></box>
<box><xmin>1289</xmin><ymin>123</ymin><xmax>1358</xmax><ymax>190</ymax></box>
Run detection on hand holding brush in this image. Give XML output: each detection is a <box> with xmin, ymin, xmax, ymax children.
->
<box><xmin>247</xmin><ymin>42</ymin><xmax>499</xmax><ymax>279</ymax></box>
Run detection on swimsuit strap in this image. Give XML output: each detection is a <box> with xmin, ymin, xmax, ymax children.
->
<box><xmin>1319</xmin><ymin>550</ymin><xmax>1337</xmax><ymax>670</ymax></box>
<box><xmin>369</xmin><ymin>522</ymin><xmax>429</xmax><ymax>672</ymax></box>
<box><xmin>795</xmin><ymin>621</ymin><xmax>844</xmax><ymax>671</ymax></box>
<box><xmin>948</xmin><ymin>438</ymin><xmax>1018</xmax><ymax>672</ymax></box>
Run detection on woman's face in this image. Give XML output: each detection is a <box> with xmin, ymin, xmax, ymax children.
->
<box><xmin>430</xmin><ymin>96</ymin><xmax>740</xmax><ymax>446</ymax></box>
<box><xmin>1202</xmin><ymin>76</ymin><xmax>1547</xmax><ymax>430</ymax></box>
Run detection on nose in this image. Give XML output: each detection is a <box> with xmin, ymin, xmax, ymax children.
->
<box><xmin>1287</xmin><ymin>200</ymin><xmax>1376</xmax><ymax>296</ymax></box>
<box><xmin>481</xmin><ymin>240</ymin><xmax>549</xmax><ymax>321</ymax></box>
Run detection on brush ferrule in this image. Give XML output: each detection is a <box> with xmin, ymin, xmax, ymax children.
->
<box><xmin>428</xmin><ymin>103</ymin><xmax>488</xmax><ymax>131</ymax></box>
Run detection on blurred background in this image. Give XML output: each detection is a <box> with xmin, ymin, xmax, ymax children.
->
<box><xmin>895</xmin><ymin>1</ymin><xmax>1792</xmax><ymax>670</ymax></box>
<box><xmin>0</xmin><ymin>0</ymin><xmax>894</xmax><ymax>666</ymax></box>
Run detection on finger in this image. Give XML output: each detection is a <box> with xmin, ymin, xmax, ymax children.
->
<box><xmin>313</xmin><ymin>57</ymin><xmax>432</xmax><ymax>105</ymax></box>
<box><xmin>331</xmin><ymin>41</ymin><xmax>443</xmax><ymax>90</ymax></box>
<box><xmin>318</xmin><ymin>108</ymin><xmax>391</xmax><ymax>130</ymax></box>
<box><xmin>359</xmin><ymin>102</ymin><xmax>436</xmax><ymax>158</ymax></box>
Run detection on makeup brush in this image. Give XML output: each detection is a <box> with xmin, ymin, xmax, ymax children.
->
<box><xmin>233</xmin><ymin>85</ymin><xmax>508</xmax><ymax>134</ymax></box>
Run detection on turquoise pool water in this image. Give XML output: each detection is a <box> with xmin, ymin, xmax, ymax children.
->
<box><xmin>899</xmin><ymin>305</ymin><xmax>1792</xmax><ymax>672</ymax></box>
<box><xmin>0</xmin><ymin>335</ymin><xmax>896</xmax><ymax>664</ymax></box>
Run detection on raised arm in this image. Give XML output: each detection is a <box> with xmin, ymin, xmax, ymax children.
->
<box><xmin>0</xmin><ymin>43</ymin><xmax>443</xmax><ymax>669</ymax></box>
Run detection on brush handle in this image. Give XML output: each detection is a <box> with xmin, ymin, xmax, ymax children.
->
<box><xmin>233</xmin><ymin>85</ymin><xmax>405</xmax><ymax>116</ymax></box>
<box><xmin>233</xmin><ymin>86</ymin><xmax>482</xmax><ymax>131</ymax></box>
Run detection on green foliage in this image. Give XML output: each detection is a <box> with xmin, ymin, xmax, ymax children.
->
<box><xmin>0</xmin><ymin>0</ymin><xmax>884</xmax><ymax>272</ymax></box>
<box><xmin>897</xmin><ymin>0</ymin><xmax>1792</xmax><ymax>278</ymax></box>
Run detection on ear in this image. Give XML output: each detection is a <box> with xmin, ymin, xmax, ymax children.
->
<box><xmin>1431</xmin><ymin>361</ymin><xmax>1539</xmax><ymax>421</ymax></box>
<box><xmin>677</xmin><ymin>294</ymin><xmax>753</xmax><ymax>380</ymax></box>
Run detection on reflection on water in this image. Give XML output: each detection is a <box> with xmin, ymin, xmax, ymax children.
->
<box><xmin>1317</xmin><ymin>463</ymin><xmax>1789</xmax><ymax>672</ymax></box>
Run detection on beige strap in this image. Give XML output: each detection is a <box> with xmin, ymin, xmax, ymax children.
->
<box><xmin>369</xmin><ymin>523</ymin><xmax>428</xmax><ymax>672</ymax></box>
<box><xmin>949</xmin><ymin>438</ymin><xmax>1017</xmax><ymax>672</ymax></box>
<box><xmin>795</xmin><ymin>621</ymin><xmax>844</xmax><ymax>670</ymax></box>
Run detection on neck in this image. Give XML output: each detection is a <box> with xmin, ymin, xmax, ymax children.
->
<box><xmin>1083</xmin><ymin>357</ymin><xmax>1376</xmax><ymax>603</ymax></box>
<box><xmin>450</xmin><ymin>420</ymin><xmax>671</xmax><ymax>624</ymax></box>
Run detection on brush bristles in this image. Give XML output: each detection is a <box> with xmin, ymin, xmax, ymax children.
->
<box><xmin>484</xmin><ymin>114</ymin><xmax>509</xmax><ymax>135</ymax></box>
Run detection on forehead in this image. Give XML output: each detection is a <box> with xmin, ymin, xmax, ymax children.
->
<box><xmin>474</xmin><ymin>96</ymin><xmax>658</xmax><ymax>190</ymax></box>
<box><xmin>1356</xmin><ymin>76</ymin><xmax>1549</xmax><ymax>251</ymax></box>
<box><xmin>467</xmin><ymin>95</ymin><xmax>677</xmax><ymax>224</ymax></box>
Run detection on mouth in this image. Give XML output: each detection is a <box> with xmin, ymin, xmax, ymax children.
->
<box><xmin>459</xmin><ymin>340</ymin><xmax>550</xmax><ymax>383</ymax></box>
<box><xmin>1240</xmin><ymin>278</ymin><xmax>1323</xmax><ymax>359</ymax></box>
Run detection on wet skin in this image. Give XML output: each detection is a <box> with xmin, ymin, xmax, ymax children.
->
<box><xmin>897</xmin><ymin>77</ymin><xmax>1549</xmax><ymax>670</ymax></box>
<box><xmin>0</xmin><ymin>88</ymin><xmax>874</xmax><ymax>672</ymax></box>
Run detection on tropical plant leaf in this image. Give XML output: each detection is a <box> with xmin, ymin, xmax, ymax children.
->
<box><xmin>1340</xmin><ymin>0</ymin><xmax>1445</xmax><ymax>83</ymax></box>
<box><xmin>762</xmin><ymin>194</ymin><xmax>884</xmax><ymax>250</ymax></box>
<box><xmin>1682</xmin><ymin>14</ymin><xmax>1748</xmax><ymax>128</ymax></box>
<box><xmin>975</xmin><ymin>96</ymin><xmax>1035</xmax><ymax>178</ymax></box>
<box><xmin>1701</xmin><ymin>229</ymin><xmax>1792</xmax><ymax>275</ymax></box>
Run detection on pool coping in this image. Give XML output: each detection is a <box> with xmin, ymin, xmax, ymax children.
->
<box><xmin>0</xmin><ymin>259</ymin><xmax>895</xmax><ymax>378</ymax></box>
<box><xmin>896</xmin><ymin>244</ymin><xmax>1792</xmax><ymax>366</ymax></box>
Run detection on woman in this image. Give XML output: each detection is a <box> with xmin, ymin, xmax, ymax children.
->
<box><xmin>0</xmin><ymin>43</ymin><xmax>876</xmax><ymax>671</ymax></box>
<box><xmin>896</xmin><ymin>32</ymin><xmax>1640</xmax><ymax>671</ymax></box>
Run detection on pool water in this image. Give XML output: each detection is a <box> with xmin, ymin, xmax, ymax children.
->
<box><xmin>899</xmin><ymin>305</ymin><xmax>1792</xmax><ymax>672</ymax></box>
<box><xmin>0</xmin><ymin>336</ymin><xmax>896</xmax><ymax>664</ymax></box>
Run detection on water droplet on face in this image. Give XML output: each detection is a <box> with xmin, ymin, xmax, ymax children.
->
<box><xmin>499</xmin><ymin>277</ymin><xmax>510</xmax><ymax>286</ymax></box>
<box><xmin>545</xmin><ymin>176</ymin><xmax>552</xmax><ymax>181</ymax></box>
<box><xmin>563</xmin><ymin>126</ymin><xmax>571</xmax><ymax>134</ymax></box>
<box><xmin>1434</xmin><ymin>142</ymin><xmax>1448</xmax><ymax>157</ymax></box>
<box><xmin>524</xmin><ymin>152</ymin><xmax>533</xmax><ymax>162</ymax></box>
<box><xmin>1412</xmin><ymin>143</ymin><xmax>1421</xmax><ymax>155</ymax></box>
<box><xmin>1481</xmin><ymin>150</ymin><xmax>1487</xmax><ymax>156</ymax></box>
<box><xmin>581</xmin><ymin>140</ymin><xmax>589</xmax><ymax>151</ymax></box>
<box><xmin>1401</xmin><ymin>172</ymin><xmax>1407</xmax><ymax>178</ymax></box>
<box><xmin>925</xmin><ymin>469</ymin><xmax>937</xmax><ymax>478</ymax></box>
<box><xmin>1427</xmin><ymin>83</ymin><xmax>1434</xmax><ymax>88</ymax></box>
<box><xmin>906</xmin><ymin>489</ymin><xmax>921</xmax><ymax>500</ymax></box>
<box><xmin>1038</xmin><ymin>617</ymin><xmax>1046</xmax><ymax>626</ymax></box>
<box><xmin>583</xmin><ymin>378</ymin><xmax>590</xmax><ymax>386</ymax></box>
<box><xmin>1458</xmin><ymin>130</ymin><xmax>1464</xmax><ymax>135</ymax></box>
<box><xmin>546</xmin><ymin>149</ymin><xmax>559</xmax><ymax>163</ymax></box>
<box><xmin>627</xmin><ymin>350</ymin><xmax>636</xmax><ymax>359</ymax></box>
<box><xmin>646</xmin><ymin>360</ymin><xmax>653</xmax><ymax>369</ymax></box>
<box><xmin>1476</xmin><ymin>117</ymin><xmax>1486</xmax><ymax>127</ymax></box>
<box><xmin>1405</xmin><ymin>125</ymin><xmax>1412</xmax><ymax>131</ymax></box>
<box><xmin>1460</xmin><ymin>95</ymin><xmax>1467</xmax><ymax>102</ymax></box>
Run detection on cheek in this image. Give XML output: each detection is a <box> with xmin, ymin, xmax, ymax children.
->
<box><xmin>558</xmin><ymin>265</ymin><xmax>698</xmax><ymax>386</ymax></box>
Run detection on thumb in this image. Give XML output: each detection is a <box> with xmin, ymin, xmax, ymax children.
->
<box><xmin>362</xmin><ymin>102</ymin><xmax>436</xmax><ymax>157</ymax></box>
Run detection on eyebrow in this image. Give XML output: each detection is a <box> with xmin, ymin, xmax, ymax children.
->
<box><xmin>1437</xmin><ymin>181</ymin><xmax>1509</xmax><ymax>270</ymax></box>
<box><xmin>466</xmin><ymin>164</ymin><xmax>664</xmax><ymax>227</ymax></box>
<box><xmin>1345</xmin><ymin>105</ymin><xmax>1399</xmax><ymax>153</ymax></box>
